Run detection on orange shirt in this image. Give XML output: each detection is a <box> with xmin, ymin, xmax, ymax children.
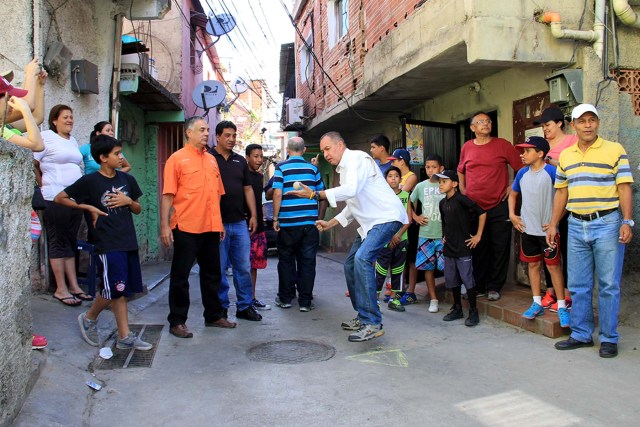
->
<box><xmin>163</xmin><ymin>144</ymin><xmax>225</xmax><ymax>233</ymax></box>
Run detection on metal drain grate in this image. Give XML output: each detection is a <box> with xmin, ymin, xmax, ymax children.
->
<box><xmin>94</xmin><ymin>324</ymin><xmax>163</xmax><ymax>370</ymax></box>
<box><xmin>247</xmin><ymin>340</ymin><xmax>336</xmax><ymax>364</ymax></box>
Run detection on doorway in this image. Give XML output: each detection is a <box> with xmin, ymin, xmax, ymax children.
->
<box><xmin>401</xmin><ymin>119</ymin><xmax>460</xmax><ymax>179</ymax></box>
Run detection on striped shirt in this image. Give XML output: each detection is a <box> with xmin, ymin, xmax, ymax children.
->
<box><xmin>555</xmin><ymin>137</ymin><xmax>633</xmax><ymax>214</ymax></box>
<box><xmin>272</xmin><ymin>156</ymin><xmax>325</xmax><ymax>227</ymax></box>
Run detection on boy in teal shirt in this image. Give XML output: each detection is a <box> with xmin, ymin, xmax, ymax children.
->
<box><xmin>402</xmin><ymin>154</ymin><xmax>445</xmax><ymax>313</ymax></box>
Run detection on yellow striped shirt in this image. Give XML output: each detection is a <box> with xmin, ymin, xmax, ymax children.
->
<box><xmin>555</xmin><ymin>137</ymin><xmax>633</xmax><ymax>214</ymax></box>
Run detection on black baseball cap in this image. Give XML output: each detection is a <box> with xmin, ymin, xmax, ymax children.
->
<box><xmin>515</xmin><ymin>136</ymin><xmax>550</xmax><ymax>157</ymax></box>
<box><xmin>533</xmin><ymin>107</ymin><xmax>565</xmax><ymax>125</ymax></box>
<box><xmin>435</xmin><ymin>170</ymin><xmax>459</xmax><ymax>182</ymax></box>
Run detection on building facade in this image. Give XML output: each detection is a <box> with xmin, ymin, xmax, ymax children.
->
<box><xmin>0</xmin><ymin>1</ymin><xmax>224</xmax><ymax>423</ymax></box>
<box><xmin>288</xmin><ymin>0</ymin><xmax>640</xmax><ymax>313</ymax></box>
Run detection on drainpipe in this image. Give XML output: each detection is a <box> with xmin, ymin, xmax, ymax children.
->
<box><xmin>111</xmin><ymin>14</ymin><xmax>123</xmax><ymax>136</ymax></box>
<box><xmin>612</xmin><ymin>0</ymin><xmax>640</xmax><ymax>27</ymax></box>
<box><xmin>541</xmin><ymin>0</ymin><xmax>606</xmax><ymax>60</ymax></box>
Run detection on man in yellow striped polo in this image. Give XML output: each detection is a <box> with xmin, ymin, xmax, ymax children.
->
<box><xmin>546</xmin><ymin>104</ymin><xmax>634</xmax><ymax>358</ymax></box>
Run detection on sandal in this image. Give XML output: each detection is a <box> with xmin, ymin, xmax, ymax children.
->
<box><xmin>54</xmin><ymin>295</ymin><xmax>82</xmax><ymax>306</ymax></box>
<box><xmin>71</xmin><ymin>292</ymin><xmax>93</xmax><ymax>301</ymax></box>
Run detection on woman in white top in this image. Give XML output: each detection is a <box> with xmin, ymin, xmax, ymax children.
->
<box><xmin>34</xmin><ymin>105</ymin><xmax>89</xmax><ymax>306</ymax></box>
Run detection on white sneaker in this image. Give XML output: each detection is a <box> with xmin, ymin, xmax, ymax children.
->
<box><xmin>428</xmin><ymin>299</ymin><xmax>439</xmax><ymax>313</ymax></box>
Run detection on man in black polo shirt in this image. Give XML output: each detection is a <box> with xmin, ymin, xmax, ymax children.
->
<box><xmin>209</xmin><ymin>121</ymin><xmax>261</xmax><ymax>321</ymax></box>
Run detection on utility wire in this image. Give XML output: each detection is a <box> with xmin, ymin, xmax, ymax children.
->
<box><xmin>276</xmin><ymin>0</ymin><xmax>381</xmax><ymax>122</ymax></box>
<box><xmin>171</xmin><ymin>0</ymin><xmax>239</xmax><ymax>103</ymax></box>
<box><xmin>202</xmin><ymin>0</ymin><xmax>266</xmax><ymax>103</ymax></box>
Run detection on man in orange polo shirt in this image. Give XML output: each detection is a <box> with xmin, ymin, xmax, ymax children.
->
<box><xmin>161</xmin><ymin>116</ymin><xmax>236</xmax><ymax>338</ymax></box>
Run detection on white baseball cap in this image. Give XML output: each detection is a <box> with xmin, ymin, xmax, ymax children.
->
<box><xmin>571</xmin><ymin>103</ymin><xmax>599</xmax><ymax>120</ymax></box>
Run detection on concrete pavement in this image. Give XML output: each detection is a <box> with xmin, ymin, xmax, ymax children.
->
<box><xmin>13</xmin><ymin>252</ymin><xmax>640</xmax><ymax>426</ymax></box>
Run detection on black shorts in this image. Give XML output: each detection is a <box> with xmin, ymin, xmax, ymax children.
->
<box><xmin>405</xmin><ymin>222</ymin><xmax>420</xmax><ymax>263</ymax></box>
<box><xmin>444</xmin><ymin>256</ymin><xmax>475</xmax><ymax>289</ymax></box>
<box><xmin>519</xmin><ymin>233</ymin><xmax>561</xmax><ymax>266</ymax></box>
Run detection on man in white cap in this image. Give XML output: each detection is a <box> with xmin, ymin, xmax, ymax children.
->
<box><xmin>546</xmin><ymin>104</ymin><xmax>634</xmax><ymax>358</ymax></box>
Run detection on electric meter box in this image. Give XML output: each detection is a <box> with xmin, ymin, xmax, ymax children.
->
<box><xmin>70</xmin><ymin>60</ymin><xmax>99</xmax><ymax>94</ymax></box>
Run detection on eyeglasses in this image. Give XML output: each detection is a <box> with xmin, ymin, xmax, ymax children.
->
<box><xmin>473</xmin><ymin>119</ymin><xmax>491</xmax><ymax>125</ymax></box>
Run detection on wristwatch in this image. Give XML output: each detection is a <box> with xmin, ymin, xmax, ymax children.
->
<box><xmin>622</xmin><ymin>219</ymin><xmax>635</xmax><ymax>227</ymax></box>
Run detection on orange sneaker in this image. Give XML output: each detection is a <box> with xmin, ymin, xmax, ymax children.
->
<box><xmin>32</xmin><ymin>334</ymin><xmax>48</xmax><ymax>350</ymax></box>
<box><xmin>541</xmin><ymin>290</ymin><xmax>557</xmax><ymax>308</ymax></box>
<box><xmin>384</xmin><ymin>282</ymin><xmax>392</xmax><ymax>297</ymax></box>
<box><xmin>550</xmin><ymin>296</ymin><xmax>572</xmax><ymax>312</ymax></box>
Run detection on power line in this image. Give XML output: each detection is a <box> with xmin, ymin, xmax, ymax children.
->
<box><xmin>205</xmin><ymin>0</ymin><xmax>284</xmax><ymax>109</ymax></box>
<box><xmin>171</xmin><ymin>0</ymin><xmax>241</xmax><ymax>105</ymax></box>
<box><xmin>275</xmin><ymin>0</ymin><xmax>380</xmax><ymax>122</ymax></box>
<box><xmin>257</xmin><ymin>0</ymin><xmax>279</xmax><ymax>45</ymax></box>
<box><xmin>201</xmin><ymin>0</ymin><xmax>266</xmax><ymax>103</ymax></box>
<box><xmin>248</xmin><ymin>0</ymin><xmax>279</xmax><ymax>46</ymax></box>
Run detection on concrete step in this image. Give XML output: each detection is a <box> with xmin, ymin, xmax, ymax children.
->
<box><xmin>413</xmin><ymin>279</ymin><xmax>594</xmax><ymax>339</ymax></box>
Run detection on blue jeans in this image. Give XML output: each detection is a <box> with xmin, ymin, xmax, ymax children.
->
<box><xmin>219</xmin><ymin>221</ymin><xmax>253</xmax><ymax>311</ymax></box>
<box><xmin>344</xmin><ymin>221</ymin><xmax>402</xmax><ymax>325</ymax></box>
<box><xmin>567</xmin><ymin>211</ymin><xmax>625</xmax><ymax>344</ymax></box>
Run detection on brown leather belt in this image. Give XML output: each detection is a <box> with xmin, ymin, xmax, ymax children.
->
<box><xmin>571</xmin><ymin>208</ymin><xmax>617</xmax><ymax>221</ymax></box>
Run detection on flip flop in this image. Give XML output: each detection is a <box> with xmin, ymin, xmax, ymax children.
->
<box><xmin>71</xmin><ymin>292</ymin><xmax>94</xmax><ymax>301</ymax></box>
<box><xmin>53</xmin><ymin>295</ymin><xmax>82</xmax><ymax>306</ymax></box>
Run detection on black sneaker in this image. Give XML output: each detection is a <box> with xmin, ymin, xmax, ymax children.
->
<box><xmin>465</xmin><ymin>308</ymin><xmax>479</xmax><ymax>327</ymax></box>
<box><xmin>443</xmin><ymin>304</ymin><xmax>463</xmax><ymax>321</ymax></box>
<box><xmin>252</xmin><ymin>299</ymin><xmax>272</xmax><ymax>310</ymax></box>
<box><xmin>236</xmin><ymin>306</ymin><xmax>263</xmax><ymax>321</ymax></box>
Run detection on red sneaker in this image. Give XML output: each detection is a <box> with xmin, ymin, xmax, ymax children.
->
<box><xmin>550</xmin><ymin>296</ymin><xmax>572</xmax><ymax>313</ymax></box>
<box><xmin>32</xmin><ymin>334</ymin><xmax>48</xmax><ymax>350</ymax></box>
<box><xmin>345</xmin><ymin>290</ymin><xmax>350</xmax><ymax>297</ymax></box>
<box><xmin>541</xmin><ymin>290</ymin><xmax>557</xmax><ymax>308</ymax></box>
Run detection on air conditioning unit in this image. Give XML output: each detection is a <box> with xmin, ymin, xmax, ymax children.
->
<box><xmin>285</xmin><ymin>98</ymin><xmax>303</xmax><ymax>125</ymax></box>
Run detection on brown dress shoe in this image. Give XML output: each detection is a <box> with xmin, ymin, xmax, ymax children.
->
<box><xmin>170</xmin><ymin>324</ymin><xmax>193</xmax><ymax>338</ymax></box>
<box><xmin>205</xmin><ymin>318</ymin><xmax>237</xmax><ymax>328</ymax></box>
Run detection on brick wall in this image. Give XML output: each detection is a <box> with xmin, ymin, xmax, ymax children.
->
<box><xmin>294</xmin><ymin>0</ymin><xmax>425</xmax><ymax>121</ymax></box>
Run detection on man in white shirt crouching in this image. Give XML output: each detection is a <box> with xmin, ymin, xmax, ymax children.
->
<box><xmin>290</xmin><ymin>131</ymin><xmax>408</xmax><ymax>342</ymax></box>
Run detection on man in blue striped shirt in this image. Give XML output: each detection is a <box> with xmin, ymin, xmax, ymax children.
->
<box><xmin>272</xmin><ymin>137</ymin><xmax>327</xmax><ymax>311</ymax></box>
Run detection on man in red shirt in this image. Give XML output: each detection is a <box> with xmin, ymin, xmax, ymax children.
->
<box><xmin>161</xmin><ymin>116</ymin><xmax>236</xmax><ymax>338</ymax></box>
<box><xmin>457</xmin><ymin>112</ymin><xmax>522</xmax><ymax>301</ymax></box>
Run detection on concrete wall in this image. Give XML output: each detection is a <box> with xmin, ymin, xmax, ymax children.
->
<box><xmin>0</xmin><ymin>0</ymin><xmax>117</xmax><ymax>185</ymax></box>
<box><xmin>123</xmin><ymin>5</ymin><xmax>183</xmax><ymax>95</ymax></box>
<box><xmin>0</xmin><ymin>139</ymin><xmax>37</xmax><ymax>425</ymax></box>
<box><xmin>0</xmin><ymin>2</ymin><xmax>120</xmax><ymax>423</ymax></box>
<box><xmin>421</xmin><ymin>67</ymin><xmax>551</xmax><ymax>142</ymax></box>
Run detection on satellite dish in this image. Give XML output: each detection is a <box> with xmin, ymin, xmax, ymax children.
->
<box><xmin>205</xmin><ymin>14</ymin><xmax>236</xmax><ymax>37</ymax></box>
<box><xmin>192</xmin><ymin>80</ymin><xmax>227</xmax><ymax>110</ymax></box>
<box><xmin>230</xmin><ymin>76</ymin><xmax>248</xmax><ymax>95</ymax></box>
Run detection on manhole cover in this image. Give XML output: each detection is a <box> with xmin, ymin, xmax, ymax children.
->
<box><xmin>247</xmin><ymin>340</ymin><xmax>336</xmax><ymax>364</ymax></box>
<box><xmin>94</xmin><ymin>324</ymin><xmax>163</xmax><ymax>370</ymax></box>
